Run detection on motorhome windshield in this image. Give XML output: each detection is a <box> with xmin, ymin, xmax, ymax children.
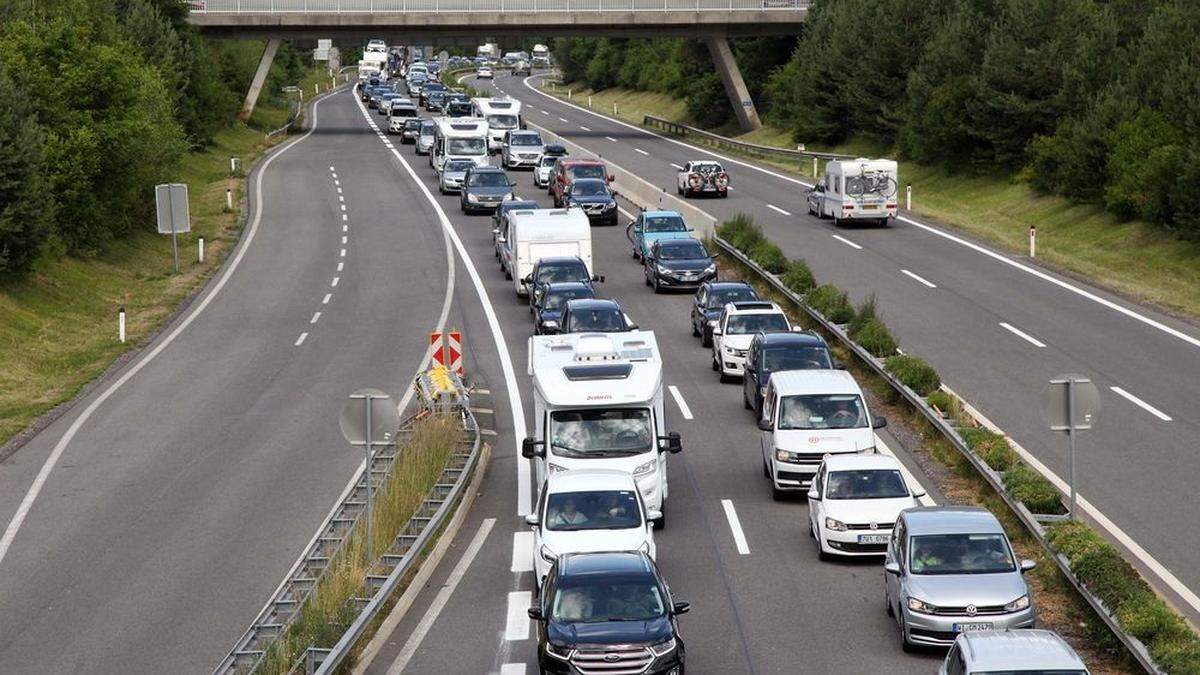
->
<box><xmin>448</xmin><ymin>137</ymin><xmax>486</xmax><ymax>155</ymax></box>
<box><xmin>777</xmin><ymin>394</ymin><xmax>866</xmax><ymax>430</ymax></box>
<box><xmin>487</xmin><ymin>114</ymin><xmax>519</xmax><ymax>129</ymax></box>
<box><xmin>550</xmin><ymin>409</ymin><xmax>653</xmax><ymax>458</ymax></box>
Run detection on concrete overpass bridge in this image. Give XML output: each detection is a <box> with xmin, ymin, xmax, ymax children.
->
<box><xmin>188</xmin><ymin>0</ymin><xmax>810</xmax><ymax>129</ymax></box>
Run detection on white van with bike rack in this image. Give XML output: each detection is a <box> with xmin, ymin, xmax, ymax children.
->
<box><xmin>431</xmin><ymin>118</ymin><xmax>490</xmax><ymax>173</ymax></box>
<box><xmin>809</xmin><ymin>158</ymin><xmax>898</xmax><ymax>226</ymax></box>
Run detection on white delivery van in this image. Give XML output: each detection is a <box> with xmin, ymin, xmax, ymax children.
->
<box><xmin>504</xmin><ymin>208</ymin><xmax>592</xmax><ymax>297</ymax></box>
<box><xmin>523</xmin><ymin>331</ymin><xmax>683</xmax><ymax>526</ymax></box>
<box><xmin>360</xmin><ymin>51</ymin><xmax>389</xmax><ymax>80</ymax></box>
<box><xmin>472</xmin><ymin>97</ymin><xmax>523</xmax><ymax>153</ymax></box>
<box><xmin>814</xmin><ymin>158</ymin><xmax>898</xmax><ymax>226</ymax></box>
<box><xmin>431</xmin><ymin>118</ymin><xmax>490</xmax><ymax>172</ymax></box>
<box><xmin>532</xmin><ymin>44</ymin><xmax>550</xmax><ymax>67</ymax></box>
<box><xmin>758</xmin><ymin>369</ymin><xmax>887</xmax><ymax>498</ymax></box>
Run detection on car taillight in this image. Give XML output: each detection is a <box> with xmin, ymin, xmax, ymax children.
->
<box><xmin>843</xmin><ymin>204</ymin><xmax>854</xmax><ymax>210</ymax></box>
<box><xmin>886</xmin><ymin>203</ymin><xmax>896</xmax><ymax>209</ymax></box>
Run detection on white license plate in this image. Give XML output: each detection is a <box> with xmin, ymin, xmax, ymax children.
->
<box><xmin>861</xmin><ymin>204</ymin><xmax>879</xmax><ymax>210</ymax></box>
<box><xmin>954</xmin><ymin>622</ymin><xmax>994</xmax><ymax>632</ymax></box>
<box><xmin>857</xmin><ymin>534</ymin><xmax>889</xmax><ymax>544</ymax></box>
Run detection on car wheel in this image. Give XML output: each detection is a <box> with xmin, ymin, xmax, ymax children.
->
<box><xmin>720</xmin><ymin>191</ymin><xmax>728</xmax><ymax>199</ymax></box>
<box><xmin>652</xmin><ymin>276</ymin><xmax>661</xmax><ymax>294</ymax></box>
<box><xmin>762</xmin><ymin>455</ymin><xmax>770</xmax><ymax>478</ymax></box>
<box><xmin>644</xmin><ymin>271</ymin><xmax>652</xmax><ymax>287</ymax></box>
<box><xmin>816</xmin><ymin>536</ymin><xmax>832</xmax><ymax>562</ymax></box>
<box><xmin>898</xmin><ymin>612</ymin><xmax>916</xmax><ymax>653</ymax></box>
<box><xmin>711</xmin><ymin>353</ymin><xmax>719</xmax><ymax>371</ymax></box>
<box><xmin>677</xmin><ymin>184</ymin><xmax>683</xmax><ymax>196</ymax></box>
<box><xmin>701</xmin><ymin>329</ymin><xmax>712</xmax><ymax>348</ymax></box>
<box><xmin>742</xmin><ymin>389</ymin><xmax>751</xmax><ymax>410</ymax></box>
<box><xmin>653</xmin><ymin>501</ymin><xmax>666</xmax><ymax>530</ymax></box>
<box><xmin>718</xmin><ymin>370</ymin><xmax>732</xmax><ymax>384</ymax></box>
<box><xmin>691</xmin><ymin>320</ymin><xmax>700</xmax><ymax>338</ymax></box>
<box><xmin>886</xmin><ymin>593</ymin><xmax>895</xmax><ymax>617</ymax></box>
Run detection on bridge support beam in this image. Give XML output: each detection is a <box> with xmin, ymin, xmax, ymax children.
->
<box><xmin>239</xmin><ymin>37</ymin><xmax>281</xmax><ymax>122</ymax></box>
<box><xmin>704</xmin><ymin>36</ymin><xmax>761</xmax><ymax>132</ymax></box>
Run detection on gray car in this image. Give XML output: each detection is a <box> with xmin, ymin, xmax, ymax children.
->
<box><xmin>501</xmin><ymin>130</ymin><xmax>546</xmax><ymax>169</ymax></box>
<box><xmin>439</xmin><ymin>159</ymin><xmax>476</xmax><ymax>194</ymax></box>
<box><xmin>415</xmin><ymin>120</ymin><xmax>437</xmax><ymax>156</ymax></box>
<box><xmin>940</xmin><ymin>629</ymin><xmax>1088</xmax><ymax>674</ymax></box>
<box><xmin>460</xmin><ymin>166</ymin><xmax>514</xmax><ymax>214</ymax></box>
<box><xmin>884</xmin><ymin>506</ymin><xmax>1036</xmax><ymax>651</ymax></box>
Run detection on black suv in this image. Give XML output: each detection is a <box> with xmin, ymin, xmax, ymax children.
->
<box><xmin>690</xmin><ymin>281</ymin><xmax>759</xmax><ymax>347</ymax></box>
<box><xmin>742</xmin><ymin>331</ymin><xmax>836</xmax><ymax>417</ymax></box>
<box><xmin>525</xmin><ymin>256</ymin><xmax>603</xmax><ymax>309</ymax></box>
<box><xmin>563</xmin><ymin>178</ymin><xmax>618</xmax><ymax>227</ymax></box>
<box><xmin>529</xmin><ymin>551</ymin><xmax>688</xmax><ymax>675</ymax></box>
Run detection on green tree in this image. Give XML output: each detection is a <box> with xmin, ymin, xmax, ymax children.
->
<box><xmin>0</xmin><ymin>63</ymin><xmax>53</xmax><ymax>273</ymax></box>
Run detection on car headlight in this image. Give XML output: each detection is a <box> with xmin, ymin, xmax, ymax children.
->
<box><xmin>548</xmin><ymin>462</ymin><xmax>569</xmax><ymax>474</ymax></box>
<box><xmin>656</xmin><ymin>264</ymin><xmax>671</xmax><ymax>275</ymax></box>
<box><xmin>1004</xmin><ymin>594</ymin><xmax>1030</xmax><ymax>612</ymax></box>
<box><xmin>539</xmin><ymin>545</ymin><xmax>557</xmax><ymax>564</ymax></box>
<box><xmin>724</xmin><ymin>345</ymin><xmax>736</xmax><ymax>354</ymax></box>
<box><xmin>775</xmin><ymin>449</ymin><xmax>800</xmax><ymax>463</ymax></box>
<box><xmin>633</xmin><ymin>460</ymin><xmax>656</xmax><ymax>476</ymax></box>
<box><xmin>542</xmin><ymin>320</ymin><xmax>558</xmax><ymax>329</ymax></box>
<box><xmin>824</xmin><ymin>517</ymin><xmax>848</xmax><ymax>532</ymax></box>
<box><xmin>467</xmin><ymin>193</ymin><xmax>480</xmax><ymax>202</ymax></box>
<box><xmin>649</xmin><ymin>637</ymin><xmax>677</xmax><ymax>657</ymax></box>
<box><xmin>707</xmin><ymin>319</ymin><xmax>719</xmax><ymax>327</ymax></box>
<box><xmin>907</xmin><ymin>597</ymin><xmax>937</xmax><ymax>614</ymax></box>
<box><xmin>603</xmin><ymin>201</ymin><xmax>616</xmax><ymax>210</ymax></box>
<box><xmin>704</xmin><ymin>264</ymin><xmax>717</xmax><ymax>274</ymax></box>
<box><xmin>545</xmin><ymin>642</ymin><xmax>573</xmax><ymax>661</ymax></box>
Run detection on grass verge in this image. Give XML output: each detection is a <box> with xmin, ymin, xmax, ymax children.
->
<box><xmin>545</xmin><ymin>82</ymin><xmax>1200</xmax><ymax>319</ymax></box>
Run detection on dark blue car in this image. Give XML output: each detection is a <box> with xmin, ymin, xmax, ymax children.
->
<box><xmin>690</xmin><ymin>281</ymin><xmax>759</xmax><ymax>347</ymax></box>
<box><xmin>533</xmin><ymin>282</ymin><xmax>595</xmax><ymax>334</ymax></box>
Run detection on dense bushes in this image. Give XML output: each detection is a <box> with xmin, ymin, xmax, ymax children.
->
<box><xmin>884</xmin><ymin>355</ymin><xmax>940</xmax><ymax>397</ymax></box>
<box><xmin>807</xmin><ymin>285</ymin><xmax>853</xmax><ymax>324</ymax></box>
<box><xmin>959</xmin><ymin>428</ymin><xmax>1017</xmax><ymax>472</ymax></box>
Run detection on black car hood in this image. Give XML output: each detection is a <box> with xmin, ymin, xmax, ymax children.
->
<box><xmin>657</xmin><ymin>257</ymin><xmax>713</xmax><ymax>272</ymax></box>
<box><xmin>548</xmin><ymin>615</ymin><xmax>673</xmax><ymax>648</ymax></box>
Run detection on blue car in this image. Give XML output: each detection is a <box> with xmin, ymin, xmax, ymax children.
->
<box><xmin>533</xmin><ymin>282</ymin><xmax>595</xmax><ymax>334</ymax></box>
<box><xmin>627</xmin><ymin>210</ymin><xmax>695</xmax><ymax>261</ymax></box>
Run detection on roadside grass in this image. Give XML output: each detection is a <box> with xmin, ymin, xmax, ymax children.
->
<box><xmin>548</xmin><ymin>82</ymin><xmax>1200</xmax><ymax>319</ymax></box>
<box><xmin>257</xmin><ymin>413</ymin><xmax>463</xmax><ymax>675</ymax></box>
<box><xmin>0</xmin><ymin>67</ymin><xmax>329</xmax><ymax>450</ymax></box>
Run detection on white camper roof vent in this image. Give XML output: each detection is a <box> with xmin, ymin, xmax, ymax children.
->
<box><xmin>574</xmin><ymin>334</ymin><xmax>621</xmax><ymax>362</ymax></box>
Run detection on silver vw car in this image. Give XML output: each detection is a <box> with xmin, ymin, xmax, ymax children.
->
<box><xmin>940</xmin><ymin>629</ymin><xmax>1088</xmax><ymax>674</ymax></box>
<box><xmin>884</xmin><ymin>506</ymin><xmax>1036</xmax><ymax>651</ymax></box>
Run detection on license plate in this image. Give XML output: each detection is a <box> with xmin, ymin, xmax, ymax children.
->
<box><xmin>861</xmin><ymin>204</ymin><xmax>878</xmax><ymax>210</ymax></box>
<box><xmin>954</xmin><ymin>622</ymin><xmax>994</xmax><ymax>632</ymax></box>
<box><xmin>857</xmin><ymin>534</ymin><xmax>889</xmax><ymax>544</ymax></box>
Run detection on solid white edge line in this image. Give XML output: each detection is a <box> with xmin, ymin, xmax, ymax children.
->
<box><xmin>1110</xmin><ymin>386</ymin><xmax>1173</xmax><ymax>422</ymax></box>
<box><xmin>505</xmin><ymin>590</ymin><xmax>533</xmax><ymax>641</ymax></box>
<box><xmin>901</xmin><ymin>269</ymin><xmax>937</xmax><ymax>289</ymax></box>
<box><xmin>294</xmin><ymin>332</ymin><xmax>308</xmax><ymax>346</ymax></box>
<box><xmin>386</xmin><ymin>518</ymin><xmax>497</xmax><ymax>675</ymax></box>
<box><xmin>998</xmin><ymin>322</ymin><xmax>1047</xmax><ymax>348</ymax></box>
<box><xmin>831</xmin><ymin>234</ymin><xmax>862</xmax><ymax>250</ymax></box>
<box><xmin>670</xmin><ymin>163</ymin><xmax>684</xmax><ymax>170</ymax></box>
<box><xmin>874</xmin><ymin>434</ymin><xmax>936</xmax><ymax>506</ymax></box>
<box><xmin>766</xmin><ymin>204</ymin><xmax>791</xmax><ymax>216</ymax></box>
<box><xmin>510</xmin><ymin>531</ymin><xmax>534</xmax><ymax>573</ymax></box>
<box><xmin>943</xmin><ymin>384</ymin><xmax>1200</xmax><ymax>615</ymax></box>
<box><xmin>720</xmin><ymin>500</ymin><xmax>751</xmax><ymax>555</ymax></box>
<box><xmin>666</xmin><ymin>385</ymin><xmax>693</xmax><ymax>421</ymax></box>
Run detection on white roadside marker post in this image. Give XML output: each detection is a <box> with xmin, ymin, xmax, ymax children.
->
<box><xmin>1030</xmin><ymin>226</ymin><xmax>1037</xmax><ymax>258</ymax></box>
<box><xmin>906</xmin><ymin>184</ymin><xmax>912</xmax><ymax>211</ymax></box>
<box><xmin>812</xmin><ymin>156</ymin><xmax>818</xmax><ymax>178</ymax></box>
<box><xmin>118</xmin><ymin>307</ymin><xmax>126</xmax><ymax>343</ymax></box>
<box><xmin>198</xmin><ymin>236</ymin><xmax>205</xmax><ymax>263</ymax></box>
<box><xmin>225</xmin><ymin>188</ymin><xmax>233</xmax><ymax>211</ymax></box>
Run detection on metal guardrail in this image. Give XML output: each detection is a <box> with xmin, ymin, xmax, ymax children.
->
<box><xmin>191</xmin><ymin>0</ymin><xmax>809</xmax><ymax>12</ymax></box>
<box><xmin>643</xmin><ymin>114</ymin><xmax>853</xmax><ymax>162</ymax></box>
<box><xmin>712</xmin><ymin>234</ymin><xmax>1161</xmax><ymax>674</ymax></box>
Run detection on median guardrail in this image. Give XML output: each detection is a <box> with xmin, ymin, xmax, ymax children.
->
<box><xmin>712</xmin><ymin>234</ymin><xmax>1162</xmax><ymax>674</ymax></box>
<box><xmin>643</xmin><ymin>114</ymin><xmax>854</xmax><ymax>163</ymax></box>
<box><xmin>190</xmin><ymin>0</ymin><xmax>810</xmax><ymax>12</ymax></box>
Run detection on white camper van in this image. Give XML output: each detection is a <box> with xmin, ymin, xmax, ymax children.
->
<box><xmin>472</xmin><ymin>97</ymin><xmax>523</xmax><ymax>152</ymax></box>
<box><xmin>808</xmin><ymin>158</ymin><xmax>898</xmax><ymax>226</ymax></box>
<box><xmin>499</xmin><ymin>208</ymin><xmax>592</xmax><ymax>297</ymax></box>
<box><xmin>523</xmin><ymin>331</ymin><xmax>683</xmax><ymax>525</ymax></box>
<box><xmin>431</xmin><ymin>118</ymin><xmax>490</xmax><ymax>173</ymax></box>
<box><xmin>532</xmin><ymin>44</ymin><xmax>550</xmax><ymax>67</ymax></box>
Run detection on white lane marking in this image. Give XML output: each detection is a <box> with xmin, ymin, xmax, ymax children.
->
<box><xmin>944</xmin><ymin>385</ymin><xmax>1200</xmax><ymax>616</ymax></box>
<box><xmin>505</xmin><ymin>590</ymin><xmax>533</xmax><ymax>640</ymax></box>
<box><xmin>540</xmin><ymin>109</ymin><xmax>549</xmax><ymax>115</ymax></box>
<box><xmin>341</xmin><ymin>235</ymin><xmax>348</xmax><ymax>244</ymax></box>
<box><xmin>634</xmin><ymin>148</ymin><xmax>649</xmax><ymax>156</ymax></box>
<box><xmin>1110</xmin><ymin>386</ymin><xmax>1172</xmax><ymax>422</ymax></box>
<box><xmin>340</xmin><ymin>204</ymin><xmax>346</xmax><ymax>211</ymax></box>
<box><xmin>0</xmin><ymin>94</ymin><xmax>333</xmax><ymax>568</ymax></box>
<box><xmin>667</xmin><ymin>385</ymin><xmax>693</xmax><ymax>420</ymax></box>
<box><xmin>670</xmin><ymin>163</ymin><xmax>684</xmax><ymax>171</ymax></box>
<box><xmin>874</xmin><ymin>434</ymin><xmax>936</xmax><ymax>506</ymax></box>
<box><xmin>340</xmin><ymin>249</ymin><xmax>346</xmax><ymax>257</ymax></box>
<box><xmin>522</xmin><ymin>75</ymin><xmax>1200</xmax><ymax>352</ymax></box>
<box><xmin>558</xmin><ymin>117</ymin><xmax>569</xmax><ymax>123</ymax></box>
<box><xmin>310</xmin><ymin>312</ymin><xmax>321</xmax><ymax>324</ymax></box>
<box><xmin>720</xmin><ymin>500</ymin><xmax>750</xmax><ymax>555</ymax></box>
<box><xmin>334</xmin><ymin>179</ymin><xmax>340</xmax><ymax>186</ymax></box>
<box><xmin>832</xmin><ymin>234</ymin><xmax>862</xmax><ymax>250</ymax></box>
<box><xmin>342</xmin><ymin>213</ymin><xmax>348</xmax><ymax>221</ymax></box>
<box><xmin>294</xmin><ymin>332</ymin><xmax>308</xmax><ymax>346</ymax></box>
<box><xmin>901</xmin><ymin>269</ymin><xmax>937</xmax><ymax>289</ymax></box>
<box><xmin>500</xmin><ymin>664</ymin><xmax>526</xmax><ymax>675</ymax></box>
<box><xmin>386</xmin><ymin>518</ymin><xmax>496</xmax><ymax>674</ymax></box>
<box><xmin>606</xmin><ymin>136</ymin><xmax>618</xmax><ymax>143</ymax></box>
<box><xmin>342</xmin><ymin>224</ymin><xmax>348</xmax><ymax>232</ymax></box>
<box><xmin>355</xmin><ymin>96</ymin><xmax>530</xmax><ymax>516</ymax></box>
<box><xmin>511</xmin><ymin>531</ymin><xmax>534</xmax><ymax>572</ymax></box>
<box><xmin>579</xmin><ymin>125</ymin><xmax>591</xmax><ymax>131</ymax></box>
<box><xmin>331</xmin><ymin>276</ymin><xmax>340</xmax><ymax>287</ymax></box>
<box><xmin>336</xmin><ymin>186</ymin><xmax>342</xmax><ymax>194</ymax></box>
<box><xmin>322</xmin><ymin>293</ymin><xmax>331</xmax><ymax>304</ymax></box>
<box><xmin>999</xmin><ymin>322</ymin><xmax>1046</xmax><ymax>348</ymax></box>
<box><xmin>337</xmin><ymin>262</ymin><xmax>344</xmax><ymax>272</ymax></box>
<box><xmin>766</xmin><ymin>204</ymin><xmax>791</xmax><ymax>216</ymax></box>
<box><xmin>338</xmin><ymin>195</ymin><xmax>344</xmax><ymax>202</ymax></box>
<box><xmin>328</xmin><ymin>165</ymin><xmax>335</xmax><ymax>171</ymax></box>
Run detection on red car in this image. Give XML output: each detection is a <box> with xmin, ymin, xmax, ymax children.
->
<box><xmin>549</xmin><ymin>158</ymin><xmax>614</xmax><ymax>207</ymax></box>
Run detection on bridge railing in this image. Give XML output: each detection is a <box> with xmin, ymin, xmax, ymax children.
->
<box><xmin>190</xmin><ymin>0</ymin><xmax>808</xmax><ymax>12</ymax></box>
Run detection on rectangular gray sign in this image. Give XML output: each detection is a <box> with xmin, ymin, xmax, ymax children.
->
<box><xmin>155</xmin><ymin>183</ymin><xmax>191</xmax><ymax>235</ymax></box>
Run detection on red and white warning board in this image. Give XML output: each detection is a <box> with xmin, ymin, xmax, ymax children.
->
<box><xmin>429</xmin><ymin>330</ymin><xmax>464</xmax><ymax>377</ymax></box>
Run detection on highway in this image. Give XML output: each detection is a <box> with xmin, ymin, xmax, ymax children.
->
<box><xmin>469</xmin><ymin>72</ymin><xmax>1200</xmax><ymax>625</ymax></box>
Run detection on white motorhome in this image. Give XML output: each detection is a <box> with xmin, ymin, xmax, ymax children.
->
<box><xmin>500</xmin><ymin>208</ymin><xmax>592</xmax><ymax>297</ymax></box>
<box><xmin>358</xmin><ymin>51</ymin><xmax>388</xmax><ymax>82</ymax></box>
<box><xmin>477</xmin><ymin>43</ymin><xmax>499</xmax><ymax>59</ymax></box>
<box><xmin>471</xmin><ymin>97</ymin><xmax>523</xmax><ymax>152</ymax></box>
<box><xmin>522</xmin><ymin>331</ymin><xmax>683</xmax><ymax>524</ymax></box>
<box><xmin>532</xmin><ymin>44</ymin><xmax>550</xmax><ymax>66</ymax></box>
<box><xmin>809</xmin><ymin>158</ymin><xmax>898</xmax><ymax>226</ymax></box>
<box><xmin>431</xmin><ymin>118</ymin><xmax>490</xmax><ymax>173</ymax></box>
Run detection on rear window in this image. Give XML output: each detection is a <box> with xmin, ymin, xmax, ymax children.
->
<box><xmin>570</xmin><ymin>165</ymin><xmax>606</xmax><ymax>180</ymax></box>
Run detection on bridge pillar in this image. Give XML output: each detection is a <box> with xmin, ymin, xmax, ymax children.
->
<box><xmin>704</xmin><ymin>36</ymin><xmax>761</xmax><ymax>132</ymax></box>
<box><xmin>239</xmin><ymin>38</ymin><xmax>281</xmax><ymax>122</ymax></box>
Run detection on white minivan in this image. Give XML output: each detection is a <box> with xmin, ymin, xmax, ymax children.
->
<box><xmin>758</xmin><ymin>369</ymin><xmax>886</xmax><ymax>499</ymax></box>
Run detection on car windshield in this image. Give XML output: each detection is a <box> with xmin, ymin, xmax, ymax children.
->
<box><xmin>725</xmin><ymin>313</ymin><xmax>789</xmax><ymax>335</ymax></box>
<box><xmin>420</xmin><ymin>122</ymin><xmax>436</xmax><ymax>134</ymax></box>
<box><xmin>446</xmin><ymin>160</ymin><xmax>474</xmax><ymax>173</ymax></box>
<box><xmin>544</xmin><ymin>288</ymin><xmax>593</xmax><ymax>310</ymax></box>
<box><xmin>512</xmin><ymin>134</ymin><xmax>543</xmax><ymax>146</ymax></box>
<box><xmin>644</xmin><ymin>215</ymin><xmax>687</xmax><ymax>233</ymax></box>
<box><xmin>486</xmin><ymin>114</ymin><xmax>518</xmax><ymax>129</ymax></box>
<box><xmin>468</xmin><ymin>171</ymin><xmax>508</xmax><ymax>187</ymax></box>
<box><xmin>570</xmin><ymin>165</ymin><xmax>606</xmax><ymax>180</ymax></box>
<box><xmin>825</xmin><ymin>469</ymin><xmax>909</xmax><ymax>499</ymax></box>
<box><xmin>567</xmin><ymin>307</ymin><xmax>626</xmax><ymax>333</ymax></box>
<box><xmin>706</xmin><ymin>286</ymin><xmax>758</xmax><ymax>308</ymax></box>
<box><xmin>536</xmin><ymin>263</ymin><xmax>588</xmax><ymax>284</ymax></box>
<box><xmin>762</xmin><ymin>345</ymin><xmax>832</xmax><ymax>372</ymax></box>
<box><xmin>551</xmin><ymin>575</ymin><xmax>665</xmax><ymax>623</ymax></box>
<box><xmin>657</xmin><ymin>241</ymin><xmax>707</xmax><ymax>260</ymax></box>
<box><xmin>390</xmin><ymin>107</ymin><xmax>416</xmax><ymax>117</ymax></box>
<box><xmin>425</xmin><ymin>83</ymin><xmax>446</xmax><ymax>92</ymax></box>
<box><xmin>777</xmin><ymin>394</ymin><xmax>867</xmax><ymax>430</ymax></box>
<box><xmin>909</xmin><ymin>533</ymin><xmax>1016</xmax><ymax>575</ymax></box>
<box><xmin>405</xmin><ymin>120</ymin><xmax>423</xmax><ymax>130</ymax></box>
<box><xmin>541</xmin><ymin>156</ymin><xmax>559</xmax><ymax>167</ymax></box>
<box><xmin>544</xmin><ymin>489</ymin><xmax>641</xmax><ymax>531</ymax></box>
<box><xmin>550</xmin><ymin>408</ymin><xmax>652</xmax><ymax>458</ymax></box>
<box><xmin>572</xmin><ymin>182</ymin><xmax>608</xmax><ymax>197</ymax></box>
<box><xmin>449</xmin><ymin>138</ymin><xmax>486</xmax><ymax>155</ymax></box>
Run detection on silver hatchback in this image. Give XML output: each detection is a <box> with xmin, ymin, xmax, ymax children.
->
<box><xmin>884</xmin><ymin>506</ymin><xmax>1036</xmax><ymax>650</ymax></box>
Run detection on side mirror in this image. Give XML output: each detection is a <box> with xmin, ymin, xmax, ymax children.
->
<box><xmin>1020</xmin><ymin>559</ymin><xmax>1037</xmax><ymax>573</ymax></box>
<box><xmin>872</xmin><ymin>416</ymin><xmax>888</xmax><ymax>429</ymax></box>
<box><xmin>712</xmin><ymin>327</ymin><xmax>723</xmax><ymax>336</ymax></box>
<box><xmin>524</xmin><ymin>513</ymin><xmax>540</xmax><ymax>526</ymax></box>
<box><xmin>792</xmin><ymin>325</ymin><xmax>804</xmax><ymax>332</ymax></box>
<box><xmin>671</xmin><ymin>601</ymin><xmax>691</xmax><ymax>615</ymax></box>
<box><xmin>521</xmin><ymin>438</ymin><xmax>545</xmax><ymax>459</ymax></box>
<box><xmin>807</xmin><ymin>489</ymin><xmax>820</xmax><ymax>500</ymax></box>
<box><xmin>527</xmin><ymin>607</ymin><xmax>544</xmax><ymax>620</ymax></box>
<box><xmin>756</xmin><ymin>418</ymin><xmax>772</xmax><ymax>431</ymax></box>
<box><xmin>911</xmin><ymin>488</ymin><xmax>926</xmax><ymax>499</ymax></box>
<box><xmin>646</xmin><ymin>509</ymin><xmax>663</xmax><ymax>522</ymax></box>
<box><xmin>607</xmin><ymin>174</ymin><xmax>616</xmax><ymax>182</ymax></box>
<box><xmin>884</xmin><ymin>562</ymin><xmax>901</xmax><ymax>576</ymax></box>
<box><xmin>659</xmin><ymin>431</ymin><xmax>682</xmax><ymax>454</ymax></box>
